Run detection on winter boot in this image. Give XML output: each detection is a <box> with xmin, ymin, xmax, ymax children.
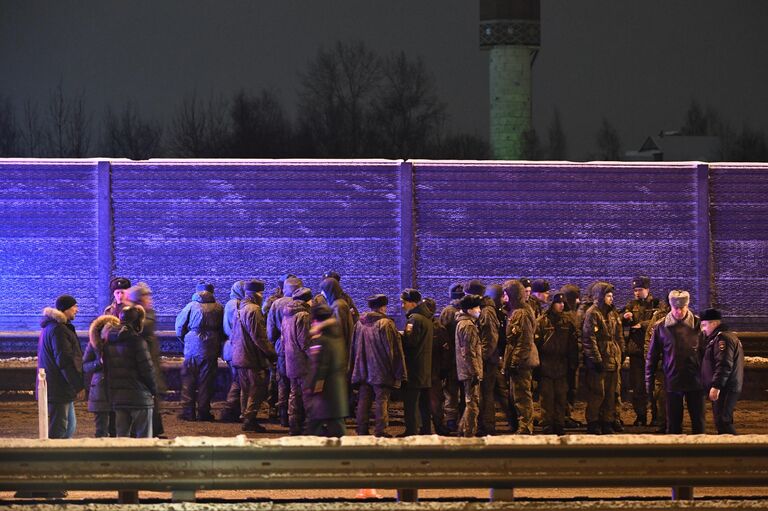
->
<box><xmin>242</xmin><ymin>419</ymin><xmax>267</xmax><ymax>433</ymax></box>
<box><xmin>279</xmin><ymin>407</ymin><xmax>289</xmax><ymax>428</ymax></box>
<box><xmin>600</xmin><ymin>421</ymin><xmax>614</xmax><ymax>434</ymax></box>
<box><xmin>586</xmin><ymin>422</ymin><xmax>602</xmax><ymax>435</ymax></box>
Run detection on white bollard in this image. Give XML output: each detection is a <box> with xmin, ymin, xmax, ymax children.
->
<box><xmin>37</xmin><ymin>368</ymin><xmax>48</xmax><ymax>439</ymax></box>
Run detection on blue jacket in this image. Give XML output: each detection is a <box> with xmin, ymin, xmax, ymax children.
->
<box><xmin>175</xmin><ymin>291</ymin><xmax>225</xmax><ymax>359</ymax></box>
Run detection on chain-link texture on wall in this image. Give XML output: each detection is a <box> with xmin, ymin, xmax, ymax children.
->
<box><xmin>0</xmin><ymin>159</ymin><xmax>765</xmax><ymax>333</ymax></box>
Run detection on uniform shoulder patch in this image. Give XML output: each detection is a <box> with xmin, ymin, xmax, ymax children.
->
<box><xmin>718</xmin><ymin>340</ymin><xmax>726</xmax><ymax>351</ymax></box>
<box><xmin>405</xmin><ymin>323</ymin><xmax>413</xmax><ymax>333</ymax></box>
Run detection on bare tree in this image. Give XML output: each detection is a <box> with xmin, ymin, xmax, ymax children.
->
<box><xmin>434</xmin><ymin>133</ymin><xmax>491</xmax><ymax>159</ymax></box>
<box><xmin>21</xmin><ymin>98</ymin><xmax>44</xmax><ymax>156</ymax></box>
<box><xmin>170</xmin><ymin>91</ymin><xmax>230</xmax><ymax>157</ymax></box>
<box><xmin>298</xmin><ymin>41</ymin><xmax>381</xmax><ymax>157</ymax></box>
<box><xmin>44</xmin><ymin>81</ymin><xmax>92</xmax><ymax>157</ymax></box>
<box><xmin>596</xmin><ymin>118</ymin><xmax>622</xmax><ymax>160</ymax></box>
<box><xmin>229</xmin><ymin>89</ymin><xmax>292</xmax><ymax>157</ymax></box>
<box><xmin>0</xmin><ymin>94</ymin><xmax>20</xmax><ymax>156</ymax></box>
<box><xmin>103</xmin><ymin>101</ymin><xmax>163</xmax><ymax>159</ymax></box>
<box><xmin>521</xmin><ymin>128</ymin><xmax>543</xmax><ymax>160</ymax></box>
<box><xmin>369</xmin><ymin>51</ymin><xmax>446</xmax><ymax>158</ymax></box>
<box><xmin>547</xmin><ymin>108</ymin><xmax>567</xmax><ymax>160</ymax></box>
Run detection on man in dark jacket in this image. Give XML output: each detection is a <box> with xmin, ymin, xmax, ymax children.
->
<box><xmin>582</xmin><ymin>282</ymin><xmax>624</xmax><ymax>434</ymax></box>
<box><xmin>536</xmin><ymin>293</ymin><xmax>578</xmax><ymax>435</ymax></box>
<box><xmin>264</xmin><ymin>273</ymin><xmax>295</xmax><ymax>317</ymax></box>
<box><xmin>175</xmin><ymin>283</ymin><xmax>225</xmax><ymax>421</ymax></box>
<box><xmin>422</xmin><ymin>298</ymin><xmax>451</xmax><ymax>435</ymax></box>
<box><xmin>438</xmin><ymin>283</ymin><xmax>464</xmax><ymax>433</ymax></box>
<box><xmin>104</xmin><ymin>277</ymin><xmax>131</xmax><ymax>317</ymax></box>
<box><xmin>621</xmin><ymin>276</ymin><xmax>660</xmax><ymax>426</ymax></box>
<box><xmin>646</xmin><ymin>290</ymin><xmax>705</xmax><ymax>434</ymax></box>
<box><xmin>281</xmin><ymin>287</ymin><xmax>313</xmax><ymax>435</ymax></box>
<box><xmin>350</xmin><ymin>294</ymin><xmax>406</xmax><ymax>437</ymax></box>
<box><xmin>37</xmin><ymin>294</ymin><xmax>84</xmax><ymax>439</ymax></box>
<box><xmin>464</xmin><ymin>279</ymin><xmax>500</xmax><ymax>435</ymax></box>
<box><xmin>502</xmin><ymin>280</ymin><xmax>538</xmax><ymax>435</ymax></box>
<box><xmin>267</xmin><ymin>276</ymin><xmax>304</xmax><ymax>427</ymax></box>
<box><xmin>304</xmin><ymin>304</ymin><xmax>349</xmax><ymax>437</ymax></box>
<box><xmin>700</xmin><ymin>308</ymin><xmax>744</xmax><ymax>434</ymax></box>
<box><xmin>485</xmin><ymin>284</ymin><xmax>516</xmax><ymax>432</ymax></box>
<box><xmin>455</xmin><ymin>294</ymin><xmax>484</xmax><ymax>437</ymax></box>
<box><xmin>104</xmin><ymin>306</ymin><xmax>157</xmax><ymax>438</ymax></box>
<box><xmin>400</xmin><ymin>288</ymin><xmax>433</xmax><ymax>436</ymax></box>
<box><xmin>231</xmin><ymin>279</ymin><xmax>277</xmax><ymax>432</ymax></box>
<box><xmin>125</xmin><ymin>283</ymin><xmax>166</xmax><ymax>437</ymax></box>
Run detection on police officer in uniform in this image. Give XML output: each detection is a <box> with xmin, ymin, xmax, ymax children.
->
<box><xmin>700</xmin><ymin>308</ymin><xmax>744</xmax><ymax>434</ymax></box>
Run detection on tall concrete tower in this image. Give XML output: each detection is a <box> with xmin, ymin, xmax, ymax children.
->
<box><xmin>480</xmin><ymin>0</ymin><xmax>540</xmax><ymax>159</ymax></box>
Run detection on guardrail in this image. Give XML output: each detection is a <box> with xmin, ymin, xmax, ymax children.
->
<box><xmin>2</xmin><ymin>435</ymin><xmax>768</xmax><ymax>503</ymax></box>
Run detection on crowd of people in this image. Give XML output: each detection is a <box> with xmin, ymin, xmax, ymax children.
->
<box><xmin>36</xmin><ymin>272</ymin><xmax>744</xmax><ymax>440</ymax></box>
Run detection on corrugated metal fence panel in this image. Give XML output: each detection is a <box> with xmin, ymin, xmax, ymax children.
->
<box><xmin>110</xmin><ymin>160</ymin><xmax>403</xmax><ymax>327</ymax></box>
<box><xmin>412</xmin><ymin>160</ymin><xmax>701</xmax><ymax>310</ymax></box>
<box><xmin>710</xmin><ymin>163</ymin><xmax>768</xmax><ymax>330</ymax></box>
<box><xmin>0</xmin><ymin>160</ymin><xmax>99</xmax><ymax>331</ymax></box>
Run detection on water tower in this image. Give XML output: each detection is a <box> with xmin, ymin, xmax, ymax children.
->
<box><xmin>480</xmin><ymin>0</ymin><xmax>540</xmax><ymax>159</ymax></box>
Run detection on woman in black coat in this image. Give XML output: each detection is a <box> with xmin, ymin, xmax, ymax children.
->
<box><xmin>104</xmin><ymin>306</ymin><xmax>158</xmax><ymax>438</ymax></box>
<box><xmin>83</xmin><ymin>315</ymin><xmax>120</xmax><ymax>437</ymax></box>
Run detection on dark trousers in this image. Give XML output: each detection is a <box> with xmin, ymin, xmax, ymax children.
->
<box><xmin>307</xmin><ymin>418</ymin><xmax>346</xmax><ymax>437</ymax></box>
<box><xmin>238</xmin><ymin>367</ymin><xmax>269</xmax><ymax>422</ymax></box>
<box><xmin>712</xmin><ymin>389</ymin><xmax>739</xmax><ymax>434</ymax></box>
<box><xmin>666</xmin><ymin>390</ymin><xmax>705</xmax><ymax>434</ymax></box>
<box><xmin>93</xmin><ymin>410</ymin><xmax>116</xmax><ymax>438</ymax></box>
<box><xmin>629</xmin><ymin>354</ymin><xmax>648</xmax><ymax>419</ymax></box>
<box><xmin>288</xmin><ymin>377</ymin><xmax>306</xmax><ymax>434</ymax></box>
<box><xmin>479</xmin><ymin>362</ymin><xmax>499</xmax><ymax>433</ymax></box>
<box><xmin>356</xmin><ymin>383</ymin><xmax>392</xmax><ymax>436</ymax></box>
<box><xmin>402</xmin><ymin>384</ymin><xmax>424</xmax><ymax>435</ymax></box>
<box><xmin>48</xmin><ymin>401</ymin><xmax>76</xmax><ymax>439</ymax></box>
<box><xmin>153</xmin><ymin>394</ymin><xmax>164</xmax><ymax>436</ymax></box>
<box><xmin>180</xmin><ymin>356</ymin><xmax>217</xmax><ymax>418</ymax></box>
<box><xmin>222</xmin><ymin>363</ymin><xmax>241</xmax><ymax>417</ymax></box>
<box><xmin>115</xmin><ymin>407</ymin><xmax>153</xmax><ymax>438</ymax></box>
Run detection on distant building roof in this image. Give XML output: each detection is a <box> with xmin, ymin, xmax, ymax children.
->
<box><xmin>625</xmin><ymin>134</ymin><xmax>720</xmax><ymax>161</ymax></box>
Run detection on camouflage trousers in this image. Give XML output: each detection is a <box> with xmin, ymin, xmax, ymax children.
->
<box><xmin>509</xmin><ymin>368</ymin><xmax>534</xmax><ymax>434</ymax></box>
<box><xmin>585</xmin><ymin>369</ymin><xmax>619</xmax><ymax>424</ymax></box>
<box><xmin>458</xmin><ymin>379</ymin><xmax>480</xmax><ymax>437</ymax></box>
<box><xmin>539</xmin><ymin>375</ymin><xmax>568</xmax><ymax>429</ymax></box>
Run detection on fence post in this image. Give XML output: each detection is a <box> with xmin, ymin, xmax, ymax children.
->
<box><xmin>695</xmin><ymin>163</ymin><xmax>713</xmax><ymax>310</ymax></box>
<box><xmin>399</xmin><ymin>161</ymin><xmax>416</xmax><ymax>292</ymax></box>
<box><xmin>37</xmin><ymin>368</ymin><xmax>48</xmax><ymax>439</ymax></box>
<box><xmin>96</xmin><ymin>161</ymin><xmax>114</xmax><ymax>312</ymax></box>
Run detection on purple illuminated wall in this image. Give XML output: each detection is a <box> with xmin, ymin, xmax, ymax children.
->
<box><xmin>0</xmin><ymin>158</ymin><xmax>766</xmax><ymax>332</ymax></box>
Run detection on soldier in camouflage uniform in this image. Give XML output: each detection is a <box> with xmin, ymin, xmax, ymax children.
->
<box><xmin>620</xmin><ymin>276</ymin><xmax>660</xmax><ymax>426</ymax></box>
<box><xmin>455</xmin><ymin>294</ymin><xmax>484</xmax><ymax>437</ymax></box>
<box><xmin>438</xmin><ymin>283</ymin><xmax>464</xmax><ymax>433</ymax></box>
<box><xmin>582</xmin><ymin>282</ymin><xmax>624</xmax><ymax>434</ymax></box>
<box><xmin>501</xmin><ymin>279</ymin><xmax>539</xmax><ymax>435</ymax></box>
<box><xmin>535</xmin><ymin>293</ymin><xmax>578</xmax><ymax>435</ymax></box>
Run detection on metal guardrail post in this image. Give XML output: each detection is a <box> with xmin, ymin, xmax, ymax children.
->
<box><xmin>172</xmin><ymin>490</ymin><xmax>196</xmax><ymax>502</ymax></box>
<box><xmin>396</xmin><ymin>488</ymin><xmax>418</xmax><ymax>502</ymax></box>
<box><xmin>490</xmin><ymin>488</ymin><xmax>515</xmax><ymax>501</ymax></box>
<box><xmin>672</xmin><ymin>486</ymin><xmax>694</xmax><ymax>500</ymax></box>
<box><xmin>118</xmin><ymin>490</ymin><xmax>139</xmax><ymax>504</ymax></box>
<box><xmin>37</xmin><ymin>368</ymin><xmax>47</xmax><ymax>439</ymax></box>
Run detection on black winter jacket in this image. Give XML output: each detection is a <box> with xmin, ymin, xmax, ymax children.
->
<box><xmin>37</xmin><ymin>307</ymin><xmax>84</xmax><ymax>403</ymax></box>
<box><xmin>701</xmin><ymin>326</ymin><xmax>744</xmax><ymax>393</ymax></box>
<box><xmin>646</xmin><ymin>311</ymin><xmax>703</xmax><ymax>393</ymax></box>
<box><xmin>104</xmin><ymin>326</ymin><xmax>157</xmax><ymax>408</ymax></box>
<box><xmin>403</xmin><ymin>302</ymin><xmax>434</xmax><ymax>388</ymax></box>
<box><xmin>83</xmin><ymin>315</ymin><xmax>120</xmax><ymax>412</ymax></box>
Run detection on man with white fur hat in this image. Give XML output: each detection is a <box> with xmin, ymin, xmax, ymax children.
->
<box><xmin>645</xmin><ymin>290</ymin><xmax>705</xmax><ymax>434</ymax></box>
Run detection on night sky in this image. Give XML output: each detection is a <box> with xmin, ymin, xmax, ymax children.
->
<box><xmin>1</xmin><ymin>0</ymin><xmax>766</xmax><ymax>159</ymax></box>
